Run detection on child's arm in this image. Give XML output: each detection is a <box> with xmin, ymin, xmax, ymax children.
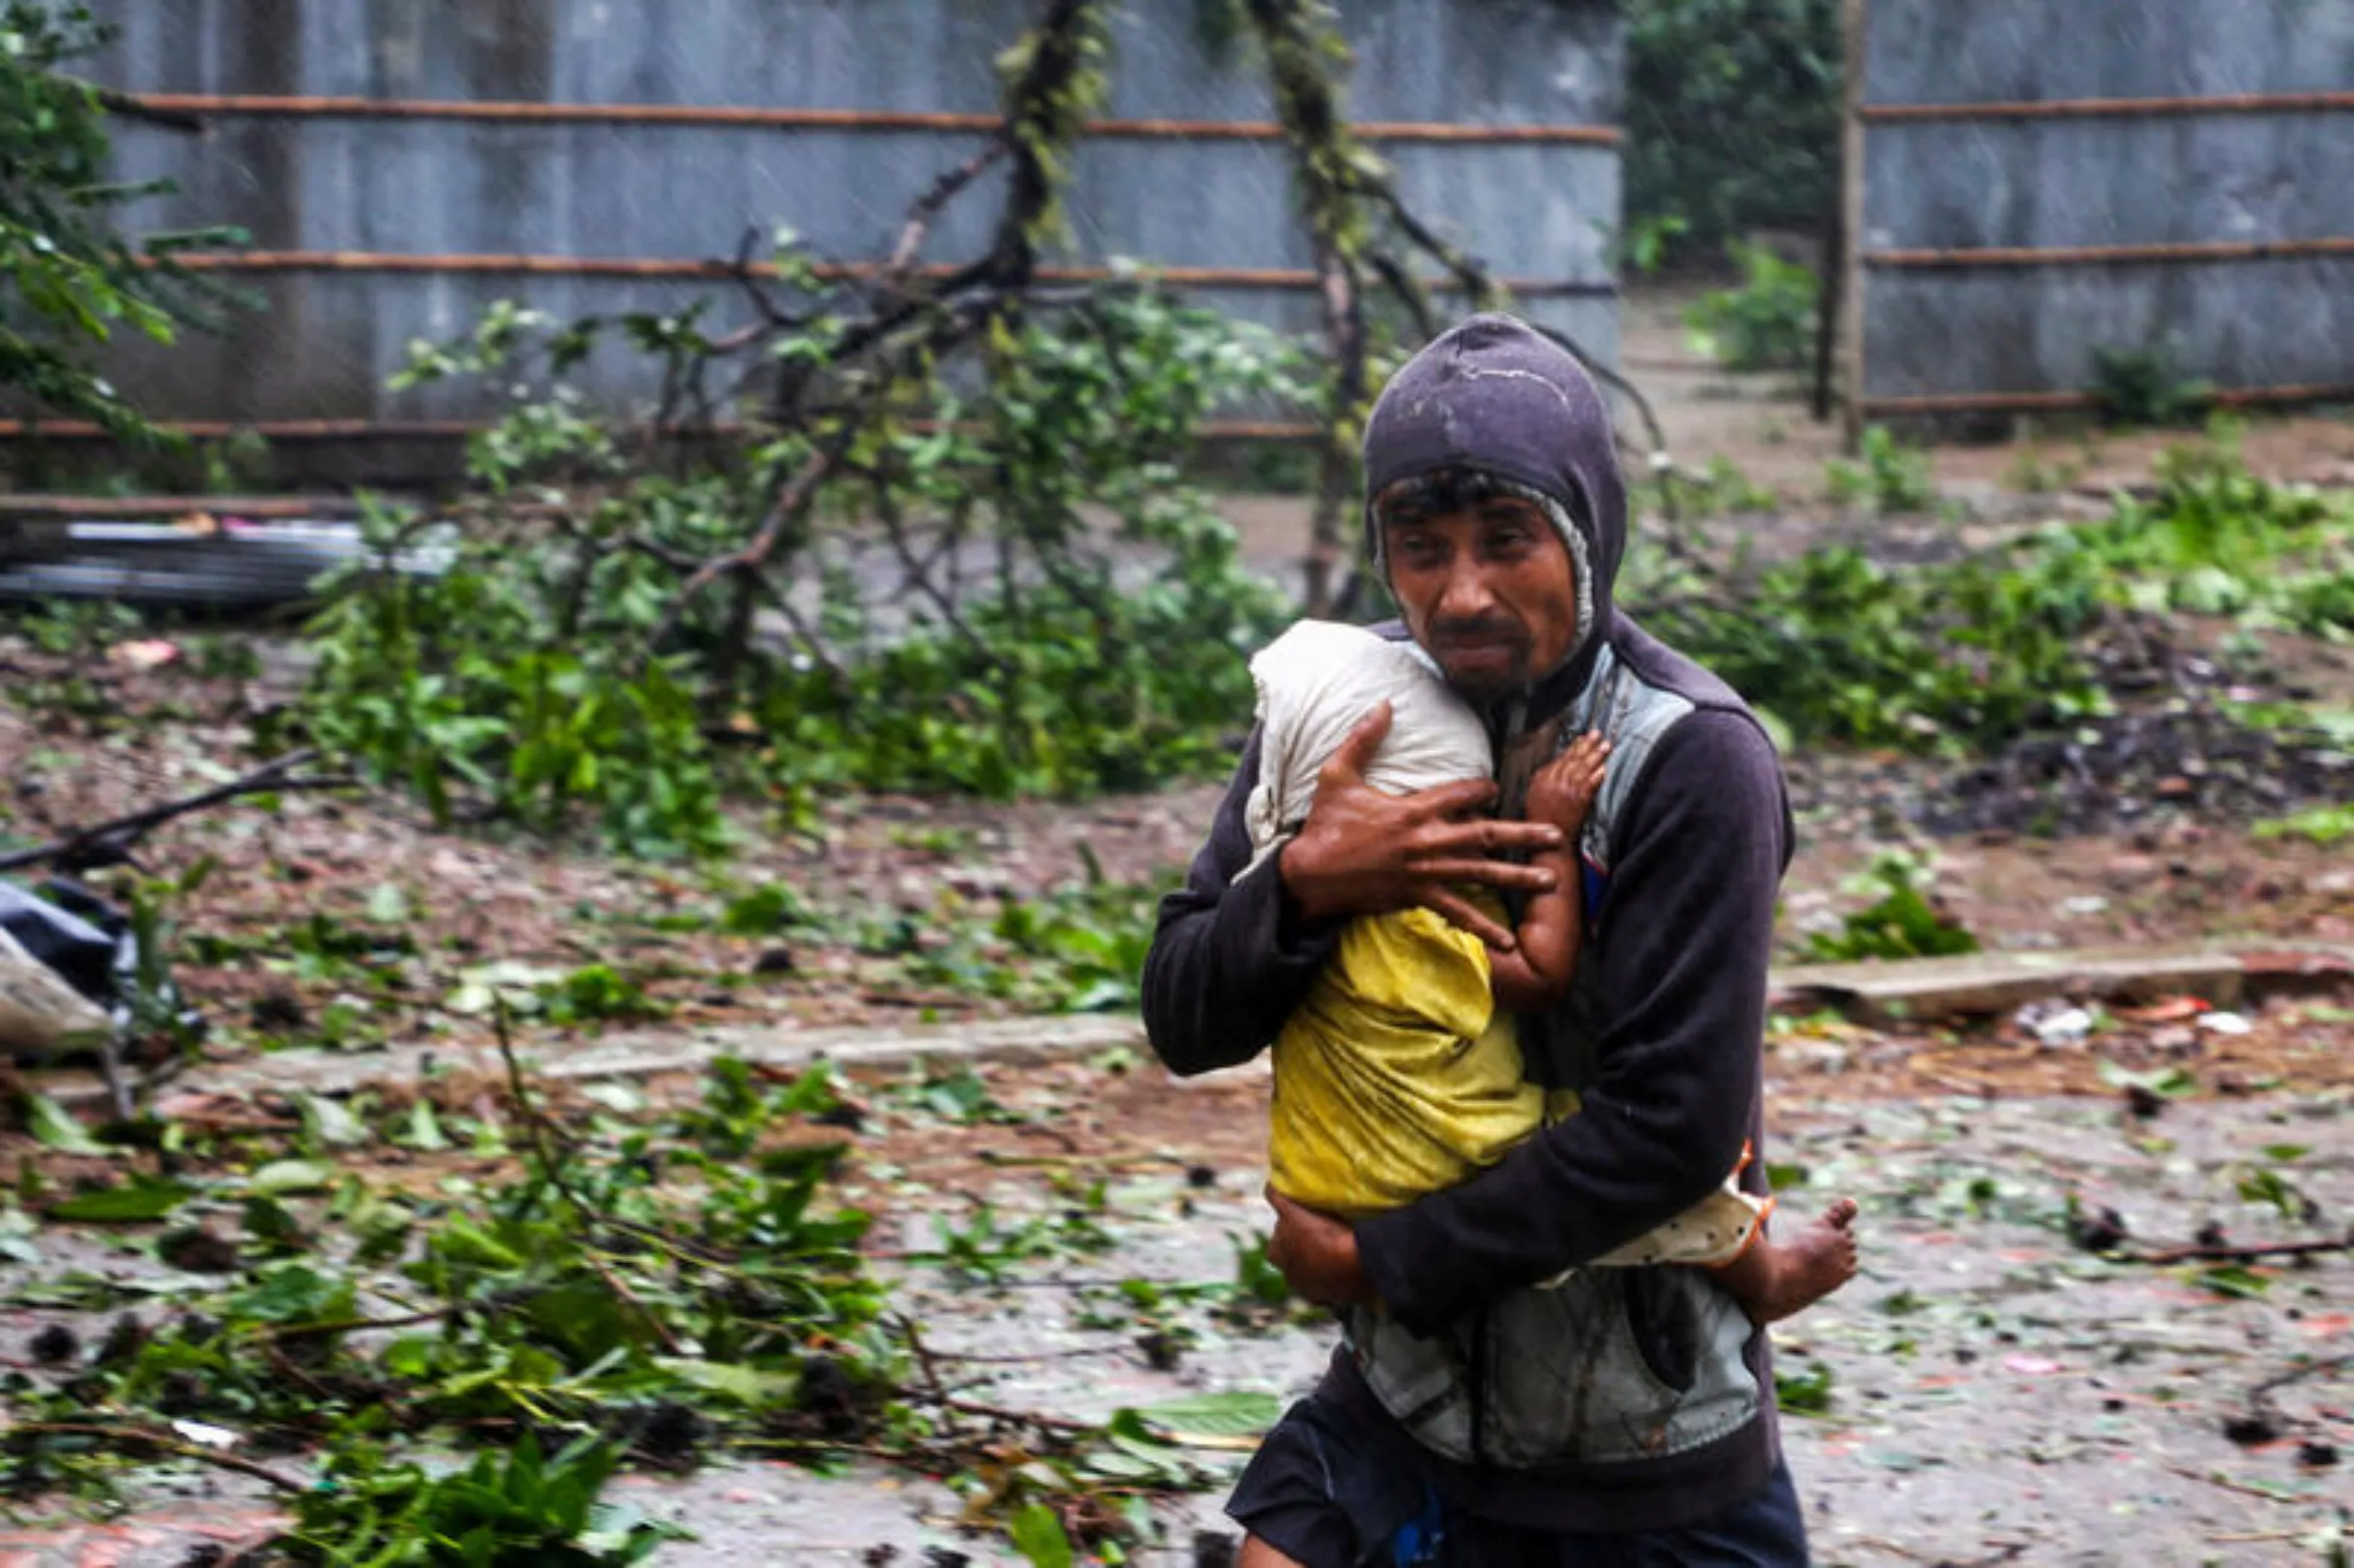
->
<box><xmin>1488</xmin><ymin>733</ymin><xmax>1610</xmax><ymax>1013</ymax></box>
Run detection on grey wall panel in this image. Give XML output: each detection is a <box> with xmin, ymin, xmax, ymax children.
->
<box><xmin>1857</xmin><ymin>0</ymin><xmax>2354</xmax><ymax>407</ymax></box>
<box><xmin>1863</xmin><ymin>261</ymin><xmax>2354</xmax><ymax>401</ymax></box>
<box><xmin>1864</xmin><ymin>0</ymin><xmax>2354</xmax><ymax>104</ymax></box>
<box><xmin>76</xmin><ymin>0</ymin><xmax>1622</xmax><ymax>429</ymax></box>
<box><xmin>1864</xmin><ymin>116</ymin><xmax>2354</xmax><ymax>251</ymax></box>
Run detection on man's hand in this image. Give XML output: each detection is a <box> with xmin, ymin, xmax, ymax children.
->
<box><xmin>1277</xmin><ymin>701</ymin><xmax>1564</xmax><ymax>950</ymax></box>
<box><xmin>1265</xmin><ymin>1188</ymin><xmax>1375</xmax><ymax>1308</ymax></box>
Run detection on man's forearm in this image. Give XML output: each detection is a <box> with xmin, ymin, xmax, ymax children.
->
<box><xmin>1142</xmin><ymin>853</ymin><xmax>1335</xmax><ymax>1075</ymax></box>
<box><xmin>1140</xmin><ymin>731</ymin><xmax>1340</xmax><ymax>1076</ymax></box>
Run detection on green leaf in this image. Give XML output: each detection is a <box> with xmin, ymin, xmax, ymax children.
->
<box><xmin>365</xmin><ymin>882</ymin><xmax>411</xmax><ymax>923</ymax></box>
<box><xmin>652</xmin><ymin>1357</ymin><xmax>800</xmax><ymax>1409</ymax></box>
<box><xmin>1775</xmin><ymin>1359</ymin><xmax>1836</xmax><ymax>1415</ymax></box>
<box><xmin>1007</xmin><ymin>1502</ymin><xmax>1074</xmax><ymax>1568</ymax></box>
<box><xmin>2097</xmin><ymin>1060</ymin><xmax>2195</xmax><ymax>1099</ymax></box>
<box><xmin>25</xmin><ymin>1093</ymin><xmax>113</xmax><ymax>1157</ymax></box>
<box><xmin>46</xmin><ymin>1177</ymin><xmax>192</xmax><ymax>1223</ymax></box>
<box><xmin>299</xmin><ymin>1093</ymin><xmax>370</xmax><ymax>1148</ymax></box>
<box><xmin>1126</xmin><ymin>1390</ymin><xmax>1282</xmax><ymax>1441</ymax></box>
<box><xmin>398</xmin><ymin>1100</ymin><xmax>451</xmax><ymax>1152</ymax></box>
<box><xmin>246</xmin><ymin>1158</ymin><xmax>338</xmax><ymax>1197</ymax></box>
<box><xmin>2197</xmin><ymin>1264</ymin><xmax>2272</xmax><ymax>1299</ymax></box>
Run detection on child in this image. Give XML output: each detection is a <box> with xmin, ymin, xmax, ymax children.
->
<box><xmin>1244</xmin><ymin>620</ymin><xmax>1856</xmax><ymax>1322</ymax></box>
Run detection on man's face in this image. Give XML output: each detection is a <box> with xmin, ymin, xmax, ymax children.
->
<box><xmin>1380</xmin><ymin>494</ymin><xmax>1579</xmax><ymax>703</ymax></box>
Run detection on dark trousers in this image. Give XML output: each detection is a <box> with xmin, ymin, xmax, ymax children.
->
<box><xmin>1228</xmin><ymin>1396</ymin><xmax>1809</xmax><ymax>1567</ymax></box>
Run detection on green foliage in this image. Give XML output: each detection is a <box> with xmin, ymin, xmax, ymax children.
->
<box><xmin>1662</xmin><ymin>433</ymin><xmax>2349</xmax><ymax>753</ymax></box>
<box><xmin>2090</xmin><ymin>343</ymin><xmax>2213</xmax><ymax>430</ymax></box>
<box><xmin>896</xmin><ymin>853</ymin><xmax>1160</xmax><ymax>1013</ymax></box>
<box><xmin>304</xmin><ymin>508</ymin><xmax>731</xmax><ymax>859</ymax></box>
<box><xmin>1661</xmin><ymin>538</ymin><xmax>2108</xmax><ymax>751</ymax></box>
<box><xmin>283</xmin><ymin>1435</ymin><xmax>680</xmax><ymax>1566</ymax></box>
<box><xmin>1774</xmin><ymin>1356</ymin><xmax>1835</xmax><ymax>1415</ymax></box>
<box><xmin>717</xmin><ymin>883</ymin><xmax>816</xmax><ymax>936</ymax></box>
<box><xmin>1616</xmin><ymin>213</ymin><xmax>1690</xmax><ymax>278</ymax></box>
<box><xmin>2254</xmin><ymin>804</ymin><xmax>2354</xmax><ymax>846</ymax></box>
<box><xmin>1008</xmin><ymin>1502</ymin><xmax>1077</xmax><ymax>1568</ymax></box>
<box><xmin>0</xmin><ymin>3</ymin><xmax>242</xmax><ymax>435</ymax></box>
<box><xmin>302</xmin><ymin>290</ymin><xmax>1302</xmax><ymax>854</ymax></box>
<box><xmin>2038</xmin><ymin>426</ymin><xmax>2354</xmax><ymax>638</ymax></box>
<box><xmin>1623</xmin><ymin>0</ymin><xmax>1842</xmax><ymax>263</ymax></box>
<box><xmin>1683</xmin><ymin>242</ymin><xmax>1817</xmax><ymax>372</ymax></box>
<box><xmin>1824</xmin><ymin>425</ymin><xmax>1933</xmax><ymax>514</ymax></box>
<box><xmin>1804</xmin><ymin>854</ymin><xmax>1978</xmax><ymax>963</ymax></box>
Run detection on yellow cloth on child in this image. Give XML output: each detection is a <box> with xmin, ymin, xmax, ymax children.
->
<box><xmin>1267</xmin><ymin>899</ymin><xmax>1766</xmax><ymax>1268</ymax></box>
<box><xmin>1271</xmin><ymin>905</ymin><xmax>1539</xmax><ymax>1217</ymax></box>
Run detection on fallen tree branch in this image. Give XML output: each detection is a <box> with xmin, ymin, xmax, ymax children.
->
<box><xmin>0</xmin><ymin>749</ymin><xmax>355</xmax><ymax>875</ymax></box>
<box><xmin>6</xmin><ymin>1420</ymin><xmax>308</xmax><ymax>1493</ymax></box>
<box><xmin>2124</xmin><ymin>1233</ymin><xmax>2353</xmax><ymax>1266</ymax></box>
<box><xmin>891</xmin><ymin>137</ymin><xmax>1013</xmax><ymax>278</ymax></box>
<box><xmin>642</xmin><ymin>425</ymin><xmax>861</xmax><ymax>657</ymax></box>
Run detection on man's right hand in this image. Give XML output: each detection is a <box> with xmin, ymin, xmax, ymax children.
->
<box><xmin>1276</xmin><ymin>700</ymin><xmax>1565</xmax><ymax>951</ymax></box>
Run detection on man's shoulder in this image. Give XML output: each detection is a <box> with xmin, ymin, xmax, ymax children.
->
<box><xmin>1598</xmin><ymin>619</ymin><xmax>1787</xmax><ymax>830</ymax></box>
<box><xmin>1608</xmin><ymin>615</ymin><xmax>1755</xmax><ymax>722</ymax></box>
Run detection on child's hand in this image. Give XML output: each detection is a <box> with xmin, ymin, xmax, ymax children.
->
<box><xmin>1526</xmin><ymin>732</ymin><xmax>1611</xmax><ymax>835</ymax></box>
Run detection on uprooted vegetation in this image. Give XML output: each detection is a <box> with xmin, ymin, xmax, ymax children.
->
<box><xmin>1639</xmin><ymin>424</ymin><xmax>2354</xmax><ymax>803</ymax></box>
<box><xmin>0</xmin><ymin>1041</ymin><xmax>1302</xmax><ymax>1564</ymax></box>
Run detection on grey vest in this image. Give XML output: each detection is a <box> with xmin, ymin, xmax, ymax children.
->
<box><xmin>1342</xmin><ymin>644</ymin><xmax>1764</xmax><ymax>1468</ymax></box>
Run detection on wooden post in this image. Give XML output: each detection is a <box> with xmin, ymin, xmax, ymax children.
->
<box><xmin>1839</xmin><ymin>0</ymin><xmax>1869</xmax><ymax>448</ymax></box>
<box><xmin>1812</xmin><ymin>191</ymin><xmax>1843</xmax><ymax>423</ymax></box>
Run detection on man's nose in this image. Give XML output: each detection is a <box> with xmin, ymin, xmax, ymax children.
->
<box><xmin>1438</xmin><ymin>559</ymin><xmax>1497</xmax><ymax>621</ymax></box>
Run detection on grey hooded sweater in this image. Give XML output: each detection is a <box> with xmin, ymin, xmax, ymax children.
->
<box><xmin>1140</xmin><ymin>315</ymin><xmax>1796</xmax><ymax>1532</ymax></box>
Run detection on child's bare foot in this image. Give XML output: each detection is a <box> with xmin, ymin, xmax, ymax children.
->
<box><xmin>1742</xmin><ymin>1198</ymin><xmax>1860</xmax><ymax>1325</ymax></box>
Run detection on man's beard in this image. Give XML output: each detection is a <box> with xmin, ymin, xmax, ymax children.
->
<box><xmin>1426</xmin><ymin>618</ymin><xmax>1532</xmax><ymax>704</ymax></box>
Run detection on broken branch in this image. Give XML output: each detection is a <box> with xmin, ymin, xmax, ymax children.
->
<box><xmin>0</xmin><ymin>749</ymin><xmax>356</xmax><ymax>874</ymax></box>
<box><xmin>2126</xmin><ymin>1233</ymin><xmax>2354</xmax><ymax>1266</ymax></box>
<box><xmin>7</xmin><ymin>1420</ymin><xmax>307</xmax><ymax>1493</ymax></box>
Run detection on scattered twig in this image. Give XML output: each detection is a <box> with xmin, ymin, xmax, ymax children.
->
<box><xmin>268</xmin><ymin>1302</ymin><xmax>467</xmax><ymax>1343</ymax></box>
<box><xmin>493</xmin><ymin>997</ymin><xmax>586</xmax><ymax>1210</ymax></box>
<box><xmin>2125</xmin><ymin>1234</ymin><xmax>2354</xmax><ymax>1266</ymax></box>
<box><xmin>0</xmin><ymin>749</ymin><xmax>356</xmax><ymax>874</ymax></box>
<box><xmin>896</xmin><ymin>1316</ymin><xmax>956</xmax><ymax>1436</ymax></box>
<box><xmin>6</xmin><ymin>1420</ymin><xmax>307</xmax><ymax>1493</ymax></box>
<box><xmin>587</xmin><ymin>1251</ymin><xmax>689</xmax><ymax>1356</ymax></box>
<box><xmin>2249</xmin><ymin>1352</ymin><xmax>2354</xmax><ymax>1404</ymax></box>
<box><xmin>93</xmin><ymin>1027</ymin><xmax>135</xmax><ymax>1123</ymax></box>
<box><xmin>2162</xmin><ymin>1460</ymin><xmax>2313</xmax><ymax>1506</ymax></box>
<box><xmin>899</xmin><ymin>1387</ymin><xmax>1098</xmax><ymax>1439</ymax></box>
<box><xmin>923</xmin><ymin>1342</ymin><xmax>1133</xmax><ymax>1366</ymax></box>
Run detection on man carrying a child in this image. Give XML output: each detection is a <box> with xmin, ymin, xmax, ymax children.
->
<box><xmin>1142</xmin><ymin>314</ymin><xmax>1841</xmax><ymax>1566</ymax></box>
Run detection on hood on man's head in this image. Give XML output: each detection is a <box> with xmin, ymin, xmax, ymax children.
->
<box><xmin>1359</xmin><ymin>313</ymin><xmax>1627</xmax><ymax>680</ymax></box>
